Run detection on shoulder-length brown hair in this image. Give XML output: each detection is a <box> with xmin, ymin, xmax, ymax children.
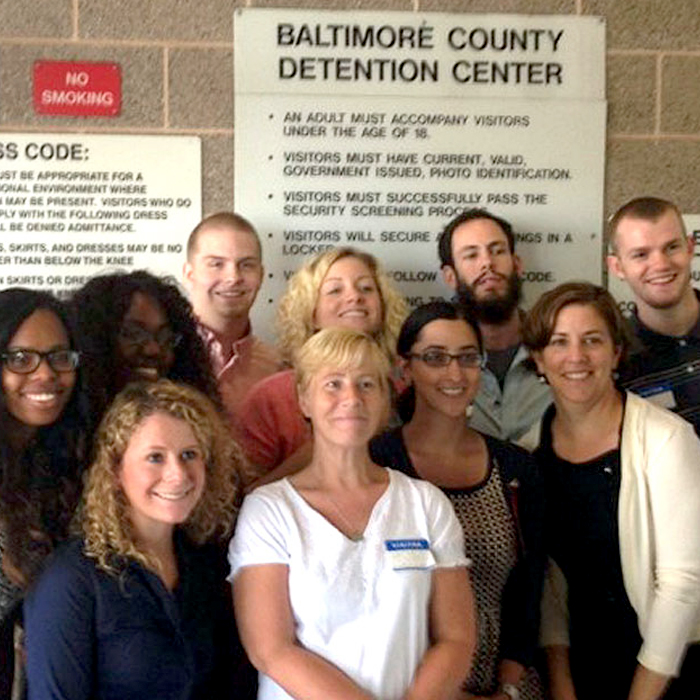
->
<box><xmin>523</xmin><ymin>281</ymin><xmax>631</xmax><ymax>362</ymax></box>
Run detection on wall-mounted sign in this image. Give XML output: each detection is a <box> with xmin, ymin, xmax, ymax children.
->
<box><xmin>0</xmin><ymin>133</ymin><xmax>201</xmax><ymax>298</ymax></box>
<box><xmin>233</xmin><ymin>9</ymin><xmax>606</xmax><ymax>341</ymax></box>
<box><xmin>33</xmin><ymin>61</ymin><xmax>121</xmax><ymax>117</ymax></box>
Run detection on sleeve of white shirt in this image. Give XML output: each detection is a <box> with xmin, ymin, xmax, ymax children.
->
<box><xmin>539</xmin><ymin>557</ymin><xmax>570</xmax><ymax>647</ymax></box>
<box><xmin>419</xmin><ymin>480</ymin><xmax>471</xmax><ymax>570</ymax></box>
<box><xmin>638</xmin><ymin>419</ymin><xmax>700</xmax><ymax>676</ymax></box>
<box><xmin>227</xmin><ymin>487</ymin><xmax>291</xmax><ymax>582</ymax></box>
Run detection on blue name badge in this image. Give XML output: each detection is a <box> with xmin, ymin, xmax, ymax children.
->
<box><xmin>385</xmin><ymin>539</ymin><xmax>436</xmax><ymax>570</ymax></box>
<box><xmin>638</xmin><ymin>385</ymin><xmax>677</xmax><ymax>410</ymax></box>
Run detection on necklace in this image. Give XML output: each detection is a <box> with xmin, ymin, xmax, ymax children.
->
<box><xmin>324</xmin><ymin>491</ymin><xmax>365</xmax><ymax>542</ymax></box>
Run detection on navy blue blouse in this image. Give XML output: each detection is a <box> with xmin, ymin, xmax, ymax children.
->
<box><xmin>24</xmin><ymin>535</ymin><xmax>252</xmax><ymax>700</ymax></box>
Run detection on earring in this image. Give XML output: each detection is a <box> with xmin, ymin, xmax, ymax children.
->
<box><xmin>537</xmin><ymin>373</ymin><xmax>549</xmax><ymax>385</ymax></box>
<box><xmin>466</xmin><ymin>404</ymin><xmax>474</xmax><ymax>418</ymax></box>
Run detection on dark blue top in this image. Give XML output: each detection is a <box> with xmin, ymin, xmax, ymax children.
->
<box><xmin>619</xmin><ymin>289</ymin><xmax>700</xmax><ymax>434</ymax></box>
<box><xmin>24</xmin><ymin>535</ymin><xmax>254</xmax><ymax>700</ymax></box>
<box><xmin>534</xmin><ymin>403</ymin><xmax>641</xmax><ymax>700</ymax></box>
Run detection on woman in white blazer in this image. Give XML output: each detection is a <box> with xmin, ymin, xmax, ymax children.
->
<box><xmin>522</xmin><ymin>282</ymin><xmax>700</xmax><ymax>700</ymax></box>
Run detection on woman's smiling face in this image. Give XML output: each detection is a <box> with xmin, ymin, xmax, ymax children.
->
<box><xmin>404</xmin><ymin>318</ymin><xmax>482</xmax><ymax>419</ymax></box>
<box><xmin>533</xmin><ymin>303</ymin><xmax>621</xmax><ymax>408</ymax></box>
<box><xmin>119</xmin><ymin>412</ymin><xmax>206</xmax><ymax>540</ymax></box>
<box><xmin>313</xmin><ymin>256</ymin><xmax>383</xmax><ymax>335</ymax></box>
<box><xmin>2</xmin><ymin>308</ymin><xmax>76</xmax><ymax>429</ymax></box>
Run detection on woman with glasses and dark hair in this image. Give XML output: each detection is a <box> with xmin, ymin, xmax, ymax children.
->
<box><xmin>0</xmin><ymin>288</ymin><xmax>89</xmax><ymax>695</ymax></box>
<box><xmin>371</xmin><ymin>301</ymin><xmax>546</xmax><ymax>700</ymax></box>
<box><xmin>71</xmin><ymin>270</ymin><xmax>219</xmax><ymax>428</ymax></box>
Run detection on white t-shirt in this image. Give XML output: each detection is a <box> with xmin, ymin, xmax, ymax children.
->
<box><xmin>228</xmin><ymin>468</ymin><xmax>469</xmax><ymax>700</ymax></box>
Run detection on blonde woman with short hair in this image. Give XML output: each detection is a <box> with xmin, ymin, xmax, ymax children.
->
<box><xmin>230</xmin><ymin>329</ymin><xmax>476</xmax><ymax>700</ymax></box>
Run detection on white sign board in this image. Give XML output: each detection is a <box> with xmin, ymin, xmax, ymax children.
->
<box><xmin>608</xmin><ymin>214</ymin><xmax>700</xmax><ymax>315</ymax></box>
<box><xmin>0</xmin><ymin>134</ymin><xmax>201</xmax><ymax>298</ymax></box>
<box><xmin>234</xmin><ymin>9</ymin><xmax>606</xmax><ymax>338</ymax></box>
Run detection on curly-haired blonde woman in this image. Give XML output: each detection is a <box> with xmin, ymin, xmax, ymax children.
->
<box><xmin>237</xmin><ymin>247</ymin><xmax>407</xmax><ymax>485</ymax></box>
<box><xmin>24</xmin><ymin>380</ymin><xmax>247</xmax><ymax>700</ymax></box>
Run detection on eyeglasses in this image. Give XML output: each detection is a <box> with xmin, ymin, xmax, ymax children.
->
<box><xmin>410</xmin><ymin>350</ymin><xmax>484</xmax><ymax>369</ymax></box>
<box><xmin>2</xmin><ymin>348</ymin><xmax>80</xmax><ymax>374</ymax></box>
<box><xmin>118</xmin><ymin>324</ymin><xmax>182</xmax><ymax>350</ymax></box>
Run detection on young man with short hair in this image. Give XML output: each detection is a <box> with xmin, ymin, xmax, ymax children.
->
<box><xmin>608</xmin><ymin>196</ymin><xmax>700</xmax><ymax>433</ymax></box>
<box><xmin>184</xmin><ymin>212</ymin><xmax>282</xmax><ymax>436</ymax></box>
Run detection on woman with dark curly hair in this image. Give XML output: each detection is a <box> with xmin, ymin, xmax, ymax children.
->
<box><xmin>25</xmin><ymin>380</ymin><xmax>246</xmax><ymax>700</ymax></box>
<box><xmin>70</xmin><ymin>270</ymin><xmax>219</xmax><ymax>427</ymax></box>
<box><xmin>0</xmin><ymin>288</ymin><xmax>88</xmax><ymax>695</ymax></box>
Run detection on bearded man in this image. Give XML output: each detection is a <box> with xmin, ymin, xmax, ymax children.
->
<box><xmin>438</xmin><ymin>208</ymin><xmax>551</xmax><ymax>443</ymax></box>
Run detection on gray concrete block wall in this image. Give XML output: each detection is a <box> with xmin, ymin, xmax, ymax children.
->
<box><xmin>1</xmin><ymin>0</ymin><xmax>698</xmax><ymax>217</ymax></box>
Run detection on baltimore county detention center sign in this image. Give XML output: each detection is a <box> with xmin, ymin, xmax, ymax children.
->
<box><xmin>233</xmin><ymin>9</ymin><xmax>606</xmax><ymax>336</ymax></box>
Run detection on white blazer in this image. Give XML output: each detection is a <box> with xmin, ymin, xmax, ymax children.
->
<box><xmin>537</xmin><ymin>392</ymin><xmax>700</xmax><ymax>676</ymax></box>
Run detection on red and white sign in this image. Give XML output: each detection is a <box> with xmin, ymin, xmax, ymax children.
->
<box><xmin>33</xmin><ymin>61</ymin><xmax>121</xmax><ymax>117</ymax></box>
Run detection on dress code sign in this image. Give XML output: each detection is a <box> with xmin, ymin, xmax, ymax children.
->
<box><xmin>0</xmin><ymin>134</ymin><xmax>201</xmax><ymax>298</ymax></box>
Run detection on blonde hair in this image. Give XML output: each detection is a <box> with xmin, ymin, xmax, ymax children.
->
<box><xmin>276</xmin><ymin>247</ymin><xmax>407</xmax><ymax>363</ymax></box>
<box><xmin>295</xmin><ymin>328</ymin><xmax>391</xmax><ymax>395</ymax></box>
<box><xmin>81</xmin><ymin>380</ymin><xmax>242</xmax><ymax>575</ymax></box>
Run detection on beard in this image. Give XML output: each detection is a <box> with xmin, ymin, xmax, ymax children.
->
<box><xmin>456</xmin><ymin>271</ymin><xmax>522</xmax><ymax>324</ymax></box>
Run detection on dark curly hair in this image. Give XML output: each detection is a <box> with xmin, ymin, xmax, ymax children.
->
<box><xmin>70</xmin><ymin>270</ymin><xmax>220</xmax><ymax>431</ymax></box>
<box><xmin>0</xmin><ymin>288</ymin><xmax>89</xmax><ymax>588</ymax></box>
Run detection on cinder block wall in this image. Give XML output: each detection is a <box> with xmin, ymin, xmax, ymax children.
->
<box><xmin>1</xmin><ymin>0</ymin><xmax>699</xmax><ymax>217</ymax></box>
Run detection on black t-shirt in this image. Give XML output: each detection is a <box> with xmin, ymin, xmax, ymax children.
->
<box><xmin>536</xmin><ymin>405</ymin><xmax>641</xmax><ymax>700</ymax></box>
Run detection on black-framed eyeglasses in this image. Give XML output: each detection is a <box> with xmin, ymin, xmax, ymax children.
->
<box><xmin>410</xmin><ymin>350</ymin><xmax>485</xmax><ymax>369</ymax></box>
<box><xmin>118</xmin><ymin>324</ymin><xmax>182</xmax><ymax>350</ymax></box>
<box><xmin>2</xmin><ymin>348</ymin><xmax>80</xmax><ymax>374</ymax></box>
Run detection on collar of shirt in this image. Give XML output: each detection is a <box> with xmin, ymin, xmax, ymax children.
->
<box><xmin>197</xmin><ymin>321</ymin><xmax>253</xmax><ymax>378</ymax></box>
<box><xmin>632</xmin><ymin>289</ymin><xmax>700</xmax><ymax>345</ymax></box>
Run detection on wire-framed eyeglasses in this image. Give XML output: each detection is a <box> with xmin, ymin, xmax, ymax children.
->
<box><xmin>409</xmin><ymin>350</ymin><xmax>485</xmax><ymax>369</ymax></box>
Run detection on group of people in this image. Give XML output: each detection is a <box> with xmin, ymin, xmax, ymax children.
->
<box><xmin>0</xmin><ymin>197</ymin><xmax>698</xmax><ymax>700</ymax></box>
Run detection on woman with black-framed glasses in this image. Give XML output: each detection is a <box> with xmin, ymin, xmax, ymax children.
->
<box><xmin>0</xmin><ymin>288</ymin><xmax>90</xmax><ymax>696</ymax></box>
<box><xmin>371</xmin><ymin>301</ymin><xmax>547</xmax><ymax>700</ymax></box>
<box><xmin>70</xmin><ymin>270</ymin><xmax>219</xmax><ymax>431</ymax></box>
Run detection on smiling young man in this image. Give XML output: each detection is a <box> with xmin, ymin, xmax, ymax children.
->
<box><xmin>438</xmin><ymin>208</ymin><xmax>551</xmax><ymax>444</ymax></box>
<box><xmin>608</xmin><ymin>197</ymin><xmax>700</xmax><ymax>433</ymax></box>
<box><xmin>184</xmin><ymin>212</ymin><xmax>282</xmax><ymax>436</ymax></box>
